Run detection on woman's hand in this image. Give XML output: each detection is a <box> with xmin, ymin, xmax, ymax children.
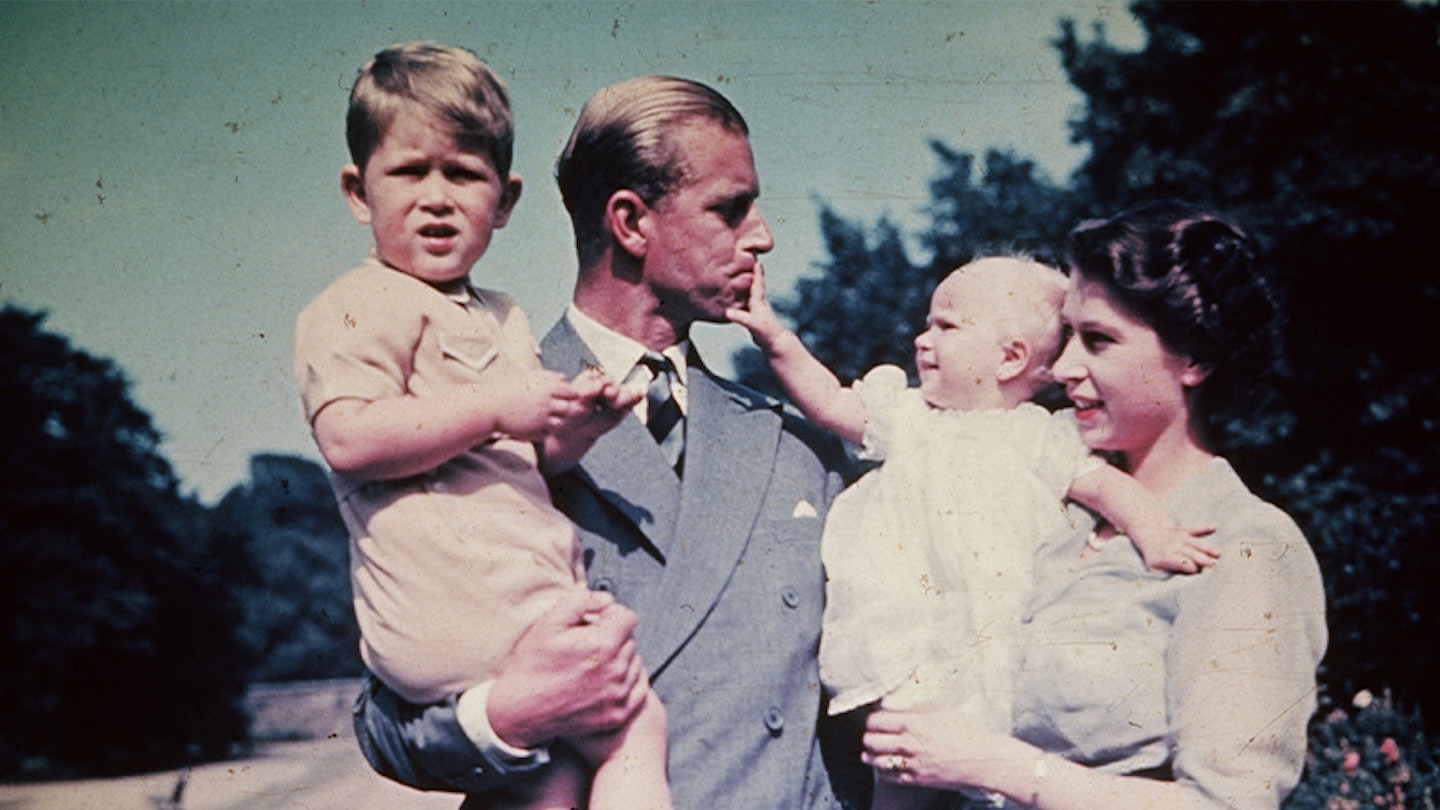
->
<box><xmin>862</xmin><ymin>705</ymin><xmax>1031</xmax><ymax>794</ymax></box>
<box><xmin>866</xmin><ymin>706</ymin><xmax>1206</xmax><ymax>810</ymax></box>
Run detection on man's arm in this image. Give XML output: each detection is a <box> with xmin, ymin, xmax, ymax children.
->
<box><xmin>354</xmin><ymin>675</ymin><xmax>544</xmax><ymax>793</ymax></box>
<box><xmin>354</xmin><ymin>590</ymin><xmax>649</xmax><ymax>793</ymax></box>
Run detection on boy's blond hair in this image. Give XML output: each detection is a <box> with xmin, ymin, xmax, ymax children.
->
<box><xmin>346</xmin><ymin>42</ymin><xmax>513</xmax><ymax>175</ymax></box>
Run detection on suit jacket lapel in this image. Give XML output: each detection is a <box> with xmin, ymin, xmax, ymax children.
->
<box><xmin>540</xmin><ymin>317</ymin><xmax>786</xmax><ymax>673</ymax></box>
<box><xmin>635</xmin><ymin>363</ymin><xmax>783</xmax><ymax>673</ymax></box>
<box><xmin>540</xmin><ymin>318</ymin><xmax>681</xmax><ymax>559</ymax></box>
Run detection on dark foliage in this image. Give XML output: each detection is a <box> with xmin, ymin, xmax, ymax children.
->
<box><xmin>212</xmin><ymin>454</ymin><xmax>360</xmax><ymax>683</ymax></box>
<box><xmin>748</xmin><ymin>0</ymin><xmax>1440</xmax><ymax>729</ymax></box>
<box><xmin>1285</xmin><ymin>689</ymin><xmax>1439</xmax><ymax>809</ymax></box>
<box><xmin>1058</xmin><ymin>0</ymin><xmax>1440</xmax><ymax>728</ymax></box>
<box><xmin>0</xmin><ymin>306</ymin><xmax>251</xmax><ymax>778</ymax></box>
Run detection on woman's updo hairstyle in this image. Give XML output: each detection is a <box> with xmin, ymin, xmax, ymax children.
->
<box><xmin>1066</xmin><ymin>200</ymin><xmax>1281</xmax><ymax>435</ymax></box>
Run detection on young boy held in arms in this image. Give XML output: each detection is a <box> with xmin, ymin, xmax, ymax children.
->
<box><xmin>294</xmin><ymin>43</ymin><xmax>669</xmax><ymax>810</ymax></box>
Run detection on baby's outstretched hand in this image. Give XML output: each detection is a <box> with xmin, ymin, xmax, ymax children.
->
<box><xmin>1130</xmin><ymin>523</ymin><xmax>1220</xmax><ymax>575</ymax></box>
<box><xmin>725</xmin><ymin>264</ymin><xmax>788</xmax><ymax>351</ymax></box>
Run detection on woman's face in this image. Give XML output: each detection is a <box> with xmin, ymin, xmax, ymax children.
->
<box><xmin>1053</xmin><ymin>277</ymin><xmax>1205</xmax><ymax>459</ymax></box>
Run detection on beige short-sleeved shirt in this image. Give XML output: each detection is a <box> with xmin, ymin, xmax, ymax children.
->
<box><xmin>295</xmin><ymin>255</ymin><xmax>584</xmax><ymax>703</ymax></box>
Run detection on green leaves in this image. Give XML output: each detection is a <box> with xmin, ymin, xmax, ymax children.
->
<box><xmin>759</xmin><ymin>0</ymin><xmax>1440</xmax><ymax>735</ymax></box>
<box><xmin>0</xmin><ymin>305</ymin><xmax>250</xmax><ymax>777</ymax></box>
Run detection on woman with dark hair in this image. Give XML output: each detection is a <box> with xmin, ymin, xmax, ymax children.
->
<box><xmin>861</xmin><ymin>202</ymin><xmax>1327</xmax><ymax>809</ymax></box>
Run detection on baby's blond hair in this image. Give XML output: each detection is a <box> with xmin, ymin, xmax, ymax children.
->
<box><xmin>942</xmin><ymin>255</ymin><xmax>1068</xmax><ymax>398</ymax></box>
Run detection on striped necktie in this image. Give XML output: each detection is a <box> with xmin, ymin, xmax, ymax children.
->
<box><xmin>640</xmin><ymin>351</ymin><xmax>684</xmax><ymax>475</ymax></box>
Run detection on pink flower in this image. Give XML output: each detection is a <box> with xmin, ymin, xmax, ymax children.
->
<box><xmin>1380</xmin><ymin>737</ymin><xmax>1401</xmax><ymax>764</ymax></box>
<box><xmin>1344</xmin><ymin>750</ymin><xmax>1362</xmax><ymax>775</ymax></box>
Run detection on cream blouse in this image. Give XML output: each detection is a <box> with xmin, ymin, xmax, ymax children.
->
<box><xmin>1012</xmin><ymin>457</ymin><xmax>1327</xmax><ymax>809</ymax></box>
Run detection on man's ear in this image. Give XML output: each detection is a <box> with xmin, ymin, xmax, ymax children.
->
<box><xmin>492</xmin><ymin>174</ymin><xmax>523</xmax><ymax>229</ymax></box>
<box><xmin>340</xmin><ymin>164</ymin><xmax>372</xmax><ymax>225</ymax></box>
<box><xmin>605</xmin><ymin>190</ymin><xmax>650</xmax><ymax>259</ymax></box>
<box><xmin>996</xmin><ymin>338</ymin><xmax>1032</xmax><ymax>383</ymax></box>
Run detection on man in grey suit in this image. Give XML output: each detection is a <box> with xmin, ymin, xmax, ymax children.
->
<box><xmin>355</xmin><ymin>75</ymin><xmax>861</xmax><ymax>809</ymax></box>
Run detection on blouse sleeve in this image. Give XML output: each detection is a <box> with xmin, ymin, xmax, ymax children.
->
<box><xmin>1165</xmin><ymin>505</ymin><xmax>1327</xmax><ymax>808</ymax></box>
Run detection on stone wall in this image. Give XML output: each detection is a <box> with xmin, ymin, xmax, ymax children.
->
<box><xmin>245</xmin><ymin>678</ymin><xmax>362</xmax><ymax>741</ymax></box>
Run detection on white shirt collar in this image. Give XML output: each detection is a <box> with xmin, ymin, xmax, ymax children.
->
<box><xmin>564</xmin><ymin>304</ymin><xmax>689</xmax><ymax>386</ymax></box>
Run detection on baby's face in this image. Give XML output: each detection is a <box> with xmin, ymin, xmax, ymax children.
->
<box><xmin>341</xmin><ymin>108</ymin><xmax>520</xmax><ymax>286</ymax></box>
<box><xmin>913</xmin><ymin>274</ymin><xmax>1005</xmax><ymax>410</ymax></box>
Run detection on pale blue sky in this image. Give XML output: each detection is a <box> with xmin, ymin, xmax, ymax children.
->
<box><xmin>0</xmin><ymin>1</ymin><xmax>1141</xmax><ymax>502</ymax></box>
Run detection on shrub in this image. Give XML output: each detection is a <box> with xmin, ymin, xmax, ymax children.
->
<box><xmin>1287</xmin><ymin>689</ymin><xmax>1439</xmax><ymax>810</ymax></box>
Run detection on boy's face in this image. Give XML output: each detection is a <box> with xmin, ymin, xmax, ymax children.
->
<box><xmin>342</xmin><ymin>108</ymin><xmax>521</xmax><ymax>286</ymax></box>
<box><xmin>913</xmin><ymin>272</ymin><xmax>1006</xmax><ymax>410</ymax></box>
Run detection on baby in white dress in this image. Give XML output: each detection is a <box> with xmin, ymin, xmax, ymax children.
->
<box><xmin>730</xmin><ymin>257</ymin><xmax>1218</xmax><ymax>810</ymax></box>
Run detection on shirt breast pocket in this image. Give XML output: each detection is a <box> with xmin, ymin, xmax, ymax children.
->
<box><xmin>437</xmin><ymin>333</ymin><xmax>500</xmax><ymax>377</ymax></box>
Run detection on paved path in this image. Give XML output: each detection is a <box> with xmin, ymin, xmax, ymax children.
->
<box><xmin>0</xmin><ymin>732</ymin><xmax>459</xmax><ymax>810</ymax></box>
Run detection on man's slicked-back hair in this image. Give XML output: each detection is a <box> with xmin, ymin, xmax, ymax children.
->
<box><xmin>555</xmin><ymin>76</ymin><xmax>748</xmax><ymax>269</ymax></box>
<box><xmin>346</xmin><ymin>42</ymin><xmax>514</xmax><ymax>175</ymax></box>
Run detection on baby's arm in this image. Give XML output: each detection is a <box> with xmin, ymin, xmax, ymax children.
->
<box><xmin>541</xmin><ymin>368</ymin><xmax>645</xmax><ymax>474</ymax></box>
<box><xmin>1068</xmin><ymin>464</ymin><xmax>1219</xmax><ymax>574</ymax></box>
<box><xmin>311</xmin><ymin>367</ymin><xmax>583</xmax><ymax>481</ymax></box>
<box><xmin>726</xmin><ymin>264</ymin><xmax>866</xmax><ymax>444</ymax></box>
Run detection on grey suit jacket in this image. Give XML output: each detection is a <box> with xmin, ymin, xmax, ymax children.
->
<box><xmin>355</xmin><ymin>315</ymin><xmax>860</xmax><ymax>809</ymax></box>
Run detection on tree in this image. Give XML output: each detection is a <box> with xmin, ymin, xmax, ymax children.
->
<box><xmin>1057</xmin><ymin>0</ymin><xmax>1440</xmax><ymax>724</ymax></box>
<box><xmin>211</xmin><ymin>453</ymin><xmax>360</xmax><ymax>683</ymax></box>
<box><xmin>0</xmin><ymin>306</ymin><xmax>251</xmax><ymax>777</ymax></box>
<box><xmin>764</xmin><ymin>0</ymin><xmax>1440</xmax><ymax>726</ymax></box>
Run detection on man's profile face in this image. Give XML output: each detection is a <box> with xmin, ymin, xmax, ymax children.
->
<box><xmin>641</xmin><ymin>118</ymin><xmax>774</xmax><ymax>324</ymax></box>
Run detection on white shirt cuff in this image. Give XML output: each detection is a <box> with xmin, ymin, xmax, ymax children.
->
<box><xmin>455</xmin><ymin>680</ymin><xmax>551</xmax><ymax>766</ymax></box>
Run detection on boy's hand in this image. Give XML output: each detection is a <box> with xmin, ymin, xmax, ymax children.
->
<box><xmin>568</xmin><ymin>365</ymin><xmax>645</xmax><ymax>410</ymax></box>
<box><xmin>494</xmin><ymin>368</ymin><xmax>583</xmax><ymax>443</ymax></box>
<box><xmin>1129</xmin><ymin>523</ymin><xmax>1220</xmax><ymax>575</ymax></box>
<box><xmin>540</xmin><ymin>368</ymin><xmax>643</xmax><ymax>473</ymax></box>
<box><xmin>725</xmin><ymin>264</ymin><xmax>789</xmax><ymax>352</ymax></box>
